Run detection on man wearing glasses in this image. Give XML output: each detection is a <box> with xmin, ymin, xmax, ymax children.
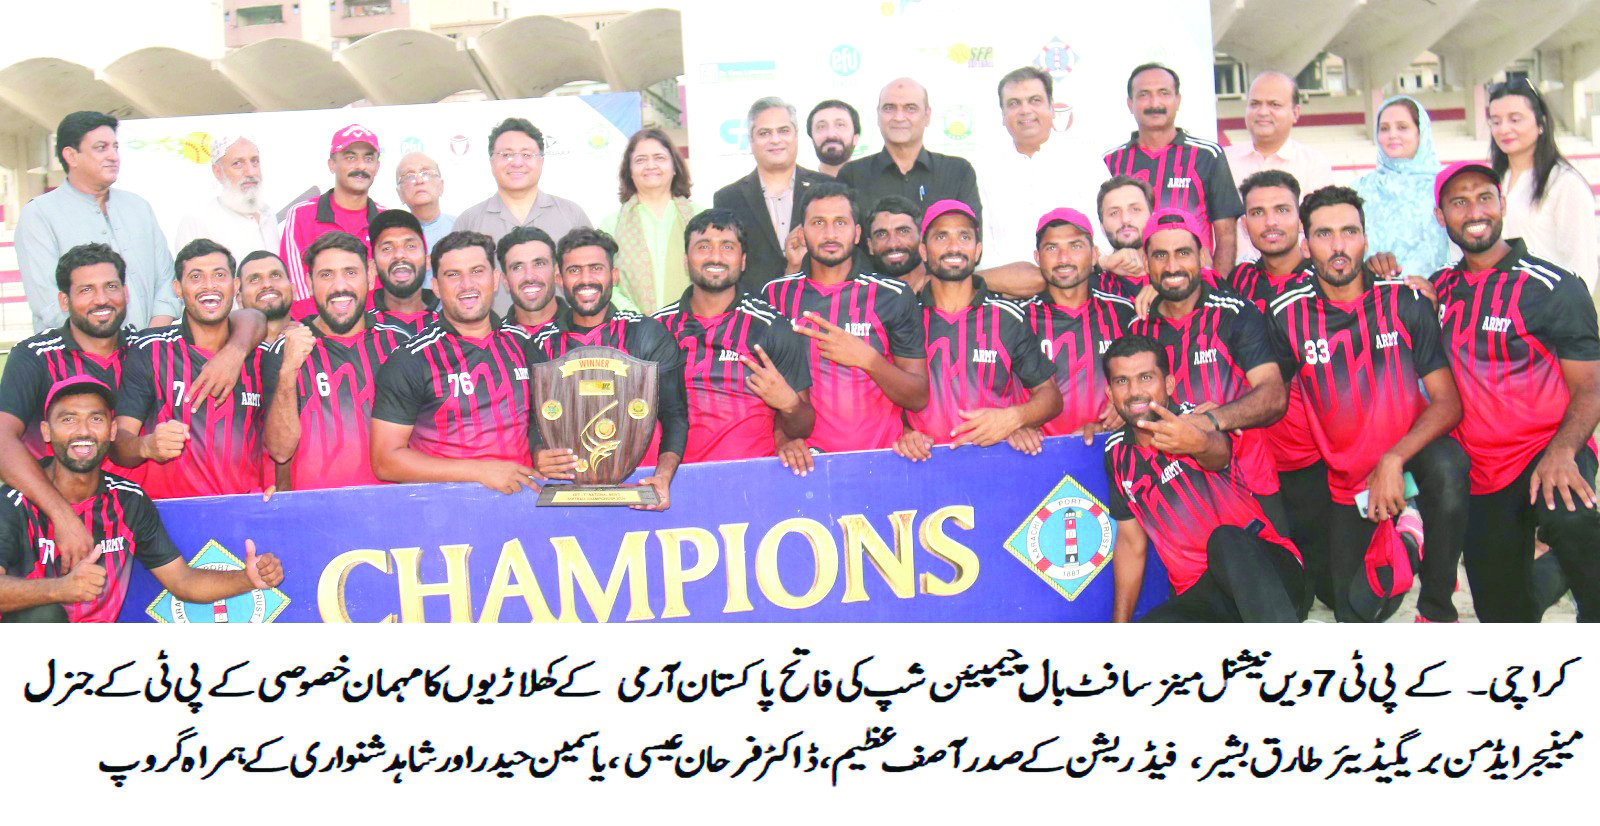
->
<box><xmin>395</xmin><ymin>152</ymin><xmax>456</xmax><ymax>254</ymax></box>
<box><xmin>280</xmin><ymin>124</ymin><xmax>384</xmax><ymax>305</ymax></box>
<box><xmin>455</xmin><ymin>117</ymin><xmax>592</xmax><ymax>315</ymax></box>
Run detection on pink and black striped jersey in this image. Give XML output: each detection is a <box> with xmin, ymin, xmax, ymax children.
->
<box><xmin>1102</xmin><ymin>129</ymin><xmax>1244</xmax><ymax>249</ymax></box>
<box><xmin>0</xmin><ymin>468</ymin><xmax>180</xmax><ymax>622</ymax></box>
<box><xmin>1023</xmin><ymin>289</ymin><xmax>1135</xmax><ymax>436</ymax></box>
<box><xmin>1269</xmin><ymin>277</ymin><xmax>1448</xmax><ymax>504</ymax></box>
<box><xmin>1228</xmin><ymin>259</ymin><xmax>1319</xmax><ymax>472</ymax></box>
<box><xmin>1432</xmin><ymin>239</ymin><xmax>1600</xmax><ymax>494</ymax></box>
<box><xmin>1105</xmin><ymin>425</ymin><xmax>1301</xmax><ymax>594</ymax></box>
<box><xmin>763</xmin><ymin>269</ymin><xmax>924</xmax><ymax>453</ymax></box>
<box><xmin>0</xmin><ymin>325</ymin><xmax>144</xmax><ymax>481</ymax></box>
<box><xmin>909</xmin><ymin>282</ymin><xmax>1053</xmax><ymax>444</ymax></box>
<box><xmin>652</xmin><ymin>290</ymin><xmax>811</xmax><ymax>463</ymax></box>
<box><xmin>119</xmin><ymin>321</ymin><xmax>274</xmax><ymax>499</ymax></box>
<box><xmin>1130</xmin><ymin>285</ymin><xmax>1288</xmax><ymax>496</ymax></box>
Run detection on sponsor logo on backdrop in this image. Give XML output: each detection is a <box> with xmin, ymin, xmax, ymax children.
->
<box><xmin>400</xmin><ymin>136</ymin><xmax>423</xmax><ymax>155</ymax></box>
<box><xmin>719</xmin><ymin>118</ymin><xmax>750</xmax><ymax>153</ymax></box>
<box><xmin>449</xmin><ymin>134</ymin><xmax>470</xmax><ymax>156</ymax></box>
<box><xmin>829</xmin><ymin>45</ymin><xmax>861</xmax><ymax>76</ymax></box>
<box><xmin>146</xmin><ymin>540</ymin><xmax>289</xmax><ymax>623</ymax></box>
<box><xmin>587</xmin><ymin>128</ymin><xmax>611</xmax><ymax>150</ymax></box>
<box><xmin>128</xmin><ymin>132</ymin><xmax>216</xmax><ymax>164</ymax></box>
<box><xmin>879</xmin><ymin>0</ymin><xmax>923</xmax><ymax>15</ymax></box>
<box><xmin>1035</xmin><ymin>37</ymin><xmax>1079</xmax><ymax>80</ymax></box>
<box><xmin>1004</xmin><ymin>474</ymin><xmax>1116</xmax><ymax>601</ymax></box>
<box><xmin>700</xmin><ymin>61</ymin><xmax>779</xmax><ymax>84</ymax></box>
<box><xmin>948</xmin><ymin>44</ymin><xmax>994</xmax><ymax>69</ymax></box>
<box><xmin>942</xmin><ymin>106</ymin><xmax>974</xmax><ymax>141</ymax></box>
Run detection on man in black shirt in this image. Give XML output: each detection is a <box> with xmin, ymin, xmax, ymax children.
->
<box><xmin>839</xmin><ymin>77</ymin><xmax>982</xmax><ymax>222</ymax></box>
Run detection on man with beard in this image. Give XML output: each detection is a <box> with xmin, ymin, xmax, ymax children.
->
<box><xmin>175</xmin><ymin>135</ymin><xmax>277</xmax><ymax>260</ymax></box>
<box><xmin>113</xmin><ymin>239</ymin><xmax>275</xmax><ymax>499</ymax></box>
<box><xmin>865</xmin><ymin>197</ymin><xmax>927</xmax><ymax>291</ymax></box>
<box><xmin>265</xmin><ymin>233</ymin><xmax>412</xmax><ymax>491</ymax></box>
<box><xmin>1104</xmin><ymin>64</ymin><xmax>1244</xmax><ymax>278</ymax></box>
<box><xmin>713</xmin><ymin>98</ymin><xmax>831</xmax><ymax>291</ymax></box>
<box><xmin>238</xmin><ymin>251</ymin><xmax>293</xmax><ymax>342</ymax></box>
<box><xmin>650</xmin><ymin>209</ymin><xmax>813</xmax><ymax>462</ymax></box>
<box><xmin>1102</xmin><ymin>335</ymin><xmax>1307</xmax><ymax>622</ymax></box>
<box><xmin>281</xmin><ymin>125</ymin><xmax>382</xmax><ymax>306</ymax></box>
<box><xmin>1129</xmin><ymin>209</ymin><xmax>1290</xmax><ymax>527</ymax></box>
<box><xmin>1269</xmin><ymin>185</ymin><xmax>1469</xmax><ymax>623</ymax></box>
<box><xmin>366</xmin><ymin>210</ymin><xmax>439</xmax><ymax>334</ymax></box>
<box><xmin>1018</xmin><ymin>208</ymin><xmax>1135</xmax><ymax>447</ymax></box>
<box><xmin>530</xmin><ymin>228</ymin><xmax>687</xmax><ymax>509</ymax></box>
<box><xmin>371</xmin><ymin>231</ymin><xmax>543</xmax><ymax>495</ymax></box>
<box><xmin>0</xmin><ymin>376</ymin><xmax>284</xmax><ymax>622</ymax></box>
<box><xmin>497</xmin><ymin>226</ymin><xmax>561</xmax><ymax>334</ymax></box>
<box><xmin>892</xmin><ymin>200</ymin><xmax>1058</xmax><ymax>461</ymax></box>
<box><xmin>764</xmin><ymin>182</ymin><xmax>928</xmax><ymax>471</ymax></box>
<box><xmin>1430</xmin><ymin>161</ymin><xmax>1600</xmax><ymax>621</ymax></box>
<box><xmin>1095</xmin><ymin>175</ymin><xmax>1156</xmax><ymax>294</ymax></box>
<box><xmin>807</xmin><ymin>99</ymin><xmax>860</xmax><ymax>177</ymax></box>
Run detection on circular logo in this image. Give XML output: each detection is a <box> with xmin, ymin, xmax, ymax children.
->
<box><xmin>541</xmin><ymin>400</ymin><xmax>563</xmax><ymax>420</ymax></box>
<box><xmin>587</xmin><ymin>128</ymin><xmax>610</xmax><ymax>150</ymax></box>
<box><xmin>947</xmin><ymin>44</ymin><xmax>971</xmax><ymax>65</ymax></box>
<box><xmin>574</xmin><ymin>458</ymin><xmax>590</xmax><ymax>473</ymax></box>
<box><xmin>595</xmin><ymin>418</ymin><xmax>617</xmax><ymax>440</ymax></box>
<box><xmin>180</xmin><ymin>131</ymin><xmax>214</xmax><ymax>164</ymax></box>
<box><xmin>943</xmin><ymin>106</ymin><xmax>973</xmax><ymax>141</ymax></box>
<box><xmin>829</xmin><ymin>45</ymin><xmax>861</xmax><ymax>76</ymax></box>
<box><xmin>169</xmin><ymin>561</ymin><xmax>266</xmax><ymax>623</ymax></box>
<box><xmin>627</xmin><ymin>398</ymin><xmax>650</xmax><ymax>420</ymax></box>
<box><xmin>449</xmin><ymin>135</ymin><xmax>469</xmax><ymax>156</ymax></box>
<box><xmin>1052</xmin><ymin>102</ymin><xmax>1074</xmax><ymax>133</ymax></box>
<box><xmin>399</xmin><ymin>136</ymin><xmax>423</xmax><ymax>155</ymax></box>
<box><xmin>1024</xmin><ymin>497</ymin><xmax>1112</xmax><ymax>581</ymax></box>
<box><xmin>1034</xmin><ymin>37</ymin><xmax>1079</xmax><ymax>80</ymax></box>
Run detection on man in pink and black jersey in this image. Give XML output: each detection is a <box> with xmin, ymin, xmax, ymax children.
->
<box><xmin>1095</xmin><ymin>175</ymin><xmax>1157</xmax><ymax>295</ymax></box>
<box><xmin>1270</xmin><ymin>185</ymin><xmax>1470</xmax><ymax>623</ymax></box>
<box><xmin>371</xmin><ymin>231</ymin><xmax>544</xmax><ymax>496</ymax></box>
<box><xmin>496</xmin><ymin>225</ymin><xmax>561</xmax><ymax>335</ymax></box>
<box><xmin>1128</xmin><ymin>208</ymin><xmax>1291</xmax><ymax>527</ymax></box>
<box><xmin>763</xmin><ymin>181</ymin><xmax>928</xmax><ymax>469</ymax></box>
<box><xmin>864</xmin><ymin>196</ymin><xmax>928</xmax><ymax>292</ymax></box>
<box><xmin>237</xmin><ymin>250</ymin><xmax>293</xmax><ymax>342</ymax></box>
<box><xmin>1102</xmin><ymin>335</ymin><xmax>1307</xmax><ymax>622</ymax></box>
<box><xmin>651</xmin><ymin>209</ymin><xmax>813</xmax><ymax>463</ymax></box>
<box><xmin>113</xmin><ymin>239</ymin><xmax>275</xmax><ymax>499</ymax></box>
<box><xmin>264</xmin><ymin>232</ymin><xmax>412</xmax><ymax>491</ymax></box>
<box><xmin>529</xmin><ymin>228</ymin><xmax>687</xmax><ymax>509</ymax></box>
<box><xmin>1105</xmin><ymin>63</ymin><xmax>1244</xmax><ymax>277</ymax></box>
<box><xmin>1019</xmin><ymin>208</ymin><xmax>1135</xmax><ymax>448</ymax></box>
<box><xmin>366</xmin><ymin>210</ymin><xmax>439</xmax><ymax>335</ymax></box>
<box><xmin>893</xmin><ymin>200</ymin><xmax>1059</xmax><ymax>461</ymax></box>
<box><xmin>1431</xmin><ymin>161</ymin><xmax>1600</xmax><ymax>622</ymax></box>
<box><xmin>0</xmin><ymin>376</ymin><xmax>282</xmax><ymax>622</ymax></box>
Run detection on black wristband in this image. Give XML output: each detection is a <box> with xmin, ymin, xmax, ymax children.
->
<box><xmin>1203</xmin><ymin>411</ymin><xmax>1223</xmax><ymax>432</ymax></box>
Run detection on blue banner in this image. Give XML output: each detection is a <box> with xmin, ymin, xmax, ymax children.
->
<box><xmin>121</xmin><ymin>436</ymin><xmax>1171</xmax><ymax>622</ymax></box>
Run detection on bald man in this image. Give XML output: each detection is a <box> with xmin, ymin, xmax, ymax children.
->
<box><xmin>1224</xmin><ymin>71</ymin><xmax>1333</xmax><ymax>261</ymax></box>
<box><xmin>839</xmin><ymin>77</ymin><xmax>982</xmax><ymax>224</ymax></box>
<box><xmin>395</xmin><ymin>152</ymin><xmax>456</xmax><ymax>252</ymax></box>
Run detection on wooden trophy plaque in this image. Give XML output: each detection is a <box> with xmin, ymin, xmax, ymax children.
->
<box><xmin>531</xmin><ymin>345</ymin><xmax>660</xmax><ymax>506</ymax></box>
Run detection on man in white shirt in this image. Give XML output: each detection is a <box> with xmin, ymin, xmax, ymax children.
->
<box><xmin>1224</xmin><ymin>72</ymin><xmax>1333</xmax><ymax>261</ymax></box>
<box><xmin>173</xmin><ymin>136</ymin><xmax>278</xmax><ymax>261</ymax></box>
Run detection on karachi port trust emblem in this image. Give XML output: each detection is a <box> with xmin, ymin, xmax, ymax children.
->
<box><xmin>146</xmin><ymin>540</ymin><xmax>289</xmax><ymax>623</ymax></box>
<box><xmin>1004</xmin><ymin>474</ymin><xmax>1116</xmax><ymax>601</ymax></box>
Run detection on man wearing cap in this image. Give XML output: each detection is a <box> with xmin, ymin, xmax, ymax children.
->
<box><xmin>0</xmin><ymin>375</ymin><xmax>283</xmax><ymax>623</ymax></box>
<box><xmin>174</xmin><ymin>135</ymin><xmax>277</xmax><ymax>261</ymax></box>
<box><xmin>892</xmin><ymin>200</ymin><xmax>1059</xmax><ymax>461</ymax></box>
<box><xmin>1019</xmin><ymin>207</ymin><xmax>1136</xmax><ymax>447</ymax></box>
<box><xmin>1129</xmin><ymin>208</ymin><xmax>1290</xmax><ymax>525</ymax></box>
<box><xmin>280</xmin><ymin>124</ymin><xmax>383</xmax><ymax>306</ymax></box>
<box><xmin>1431</xmin><ymin>160</ymin><xmax>1600</xmax><ymax>622</ymax></box>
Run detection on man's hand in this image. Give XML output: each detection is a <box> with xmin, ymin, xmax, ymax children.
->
<box><xmin>793</xmin><ymin>312</ymin><xmax>881</xmax><ymax>370</ymax></box>
<box><xmin>1405</xmin><ymin>276</ymin><xmax>1438</xmax><ymax>306</ymax></box>
<box><xmin>52</xmin><ymin>520</ymin><xmax>95</xmax><ymax>571</ymax></box>
<box><xmin>1530</xmin><ymin>448</ymin><xmax>1597</xmax><ymax>511</ymax></box>
<box><xmin>1102</xmin><ymin>248</ymin><xmax>1147</xmax><ymax>279</ymax></box>
<box><xmin>1073</xmin><ymin>402</ymin><xmax>1126</xmax><ymax>445</ymax></box>
<box><xmin>776</xmin><ymin>438</ymin><xmax>814</xmax><ymax>476</ymax></box>
<box><xmin>1363</xmin><ymin>252</ymin><xmax>1402</xmax><ymax>279</ymax></box>
<box><xmin>1006</xmin><ymin>426</ymin><xmax>1043</xmax><ymax>455</ymax></box>
<box><xmin>476</xmin><ymin>461</ymin><xmax>542</xmax><ymax>495</ymax></box>
<box><xmin>1133</xmin><ymin>282</ymin><xmax>1159</xmax><ymax>319</ymax></box>
<box><xmin>278</xmin><ymin>323</ymin><xmax>315</xmax><ymax>378</ymax></box>
<box><xmin>740</xmin><ymin>345</ymin><xmax>801</xmax><ymax>412</ymax></box>
<box><xmin>140</xmin><ymin>420</ymin><xmax>190</xmax><ymax>462</ymax></box>
<box><xmin>1135</xmin><ymin>403</ymin><xmax>1209</xmax><ymax>454</ymax></box>
<box><xmin>189</xmin><ymin>344</ymin><xmax>247</xmax><ymax>413</ymax></box>
<box><xmin>243</xmin><ymin>539</ymin><xmax>284</xmax><ymax>589</ymax></box>
<box><xmin>535</xmin><ymin>448</ymin><xmax>578</xmax><ymax>481</ymax></box>
<box><xmin>631</xmin><ymin>474</ymin><xmax>671</xmax><ymax>511</ymax></box>
<box><xmin>57</xmin><ymin>546</ymin><xmax>106</xmax><ymax>605</ymax></box>
<box><xmin>950</xmin><ymin>407</ymin><xmax>1022</xmax><ymax>448</ymax></box>
<box><xmin>783</xmin><ymin>227</ymin><xmax>808</xmax><ymax>274</ymax></box>
<box><xmin>1363</xmin><ymin>452</ymin><xmax>1408</xmax><ymax>523</ymax></box>
<box><xmin>1179</xmin><ymin>399</ymin><xmax>1221</xmax><ymax>432</ymax></box>
<box><xmin>892</xmin><ymin>428</ymin><xmax>935</xmax><ymax>462</ymax></box>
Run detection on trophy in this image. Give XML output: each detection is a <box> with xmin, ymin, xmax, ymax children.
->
<box><xmin>531</xmin><ymin>345</ymin><xmax>660</xmax><ymax>506</ymax></box>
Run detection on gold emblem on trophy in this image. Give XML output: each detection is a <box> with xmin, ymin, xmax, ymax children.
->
<box><xmin>531</xmin><ymin>346</ymin><xmax>660</xmax><ymax>506</ymax></box>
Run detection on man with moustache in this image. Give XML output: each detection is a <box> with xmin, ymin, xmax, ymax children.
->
<box><xmin>238</xmin><ymin>251</ymin><xmax>293</xmax><ymax>342</ymax></box>
<box><xmin>807</xmin><ymin>100</ymin><xmax>860</xmax><ymax>178</ymax></box>
<box><xmin>651</xmin><ymin>209</ymin><xmax>813</xmax><ymax>462</ymax></box>
<box><xmin>175</xmin><ymin>135</ymin><xmax>277</xmax><ymax>260</ymax></box>
<box><xmin>281</xmin><ymin>125</ymin><xmax>383</xmax><ymax>306</ymax></box>
<box><xmin>114</xmin><ymin>239</ymin><xmax>275</xmax><ymax>499</ymax></box>
<box><xmin>0</xmin><ymin>376</ymin><xmax>284</xmax><ymax>623</ymax></box>
<box><xmin>839</xmin><ymin>78</ymin><xmax>982</xmax><ymax>221</ymax></box>
<box><xmin>530</xmin><ymin>228</ymin><xmax>687</xmax><ymax>509</ymax></box>
<box><xmin>264</xmin><ymin>232</ymin><xmax>412</xmax><ymax>491</ymax></box>
<box><xmin>497</xmin><ymin>226</ymin><xmax>561</xmax><ymax>334</ymax></box>
<box><xmin>1225</xmin><ymin>72</ymin><xmax>1332</xmax><ymax>262</ymax></box>
<box><xmin>892</xmin><ymin>200</ymin><xmax>1059</xmax><ymax>461</ymax></box>
<box><xmin>1269</xmin><ymin>185</ymin><xmax>1469</xmax><ymax>623</ymax></box>
<box><xmin>1095</xmin><ymin>175</ymin><xmax>1157</xmax><ymax>294</ymax></box>
<box><xmin>366</xmin><ymin>210</ymin><xmax>439</xmax><ymax>335</ymax></box>
<box><xmin>713</xmin><ymin>97</ymin><xmax>830</xmax><ymax>290</ymax></box>
<box><xmin>865</xmin><ymin>197</ymin><xmax>927</xmax><ymax>291</ymax></box>
<box><xmin>1129</xmin><ymin>209</ymin><xmax>1290</xmax><ymax>526</ymax></box>
<box><xmin>1430</xmin><ymin>161</ymin><xmax>1600</xmax><ymax>622</ymax></box>
<box><xmin>1102</xmin><ymin>334</ymin><xmax>1308</xmax><ymax>622</ymax></box>
<box><xmin>371</xmin><ymin>231</ymin><xmax>544</xmax><ymax>495</ymax></box>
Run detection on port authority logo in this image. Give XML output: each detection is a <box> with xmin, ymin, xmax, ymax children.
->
<box><xmin>1034</xmin><ymin>37</ymin><xmax>1080</xmax><ymax>80</ymax></box>
<box><xmin>1004</xmin><ymin>474</ymin><xmax>1115</xmax><ymax>601</ymax></box>
<box><xmin>146</xmin><ymin>540</ymin><xmax>289</xmax><ymax>623</ymax></box>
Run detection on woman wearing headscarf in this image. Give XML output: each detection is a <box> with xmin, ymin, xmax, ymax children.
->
<box><xmin>1353</xmin><ymin>95</ymin><xmax>1452</xmax><ymax>278</ymax></box>
<box><xmin>599</xmin><ymin>128</ymin><xmax>702</xmax><ymax>314</ymax></box>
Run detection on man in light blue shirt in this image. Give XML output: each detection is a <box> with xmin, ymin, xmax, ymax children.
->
<box><xmin>396</xmin><ymin>152</ymin><xmax>455</xmax><ymax>288</ymax></box>
<box><xmin>15</xmin><ymin>111</ymin><xmax>181</xmax><ymax>333</ymax></box>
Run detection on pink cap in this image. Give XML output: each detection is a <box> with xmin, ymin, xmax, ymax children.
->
<box><xmin>330</xmin><ymin>124</ymin><xmax>380</xmax><ymax>156</ymax></box>
<box><xmin>1434</xmin><ymin>160</ymin><xmax>1499</xmax><ymax>207</ymax></box>
<box><xmin>1035</xmin><ymin>207</ymin><xmax>1095</xmax><ymax>239</ymax></box>
<box><xmin>1141</xmin><ymin>207</ymin><xmax>1210</xmax><ymax>253</ymax></box>
<box><xmin>920</xmin><ymin>199</ymin><xmax>978</xmax><ymax>236</ymax></box>
<box><xmin>44</xmin><ymin>375</ymin><xmax>115</xmax><ymax>413</ymax></box>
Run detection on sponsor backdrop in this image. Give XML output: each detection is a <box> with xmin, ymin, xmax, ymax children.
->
<box><xmin>115</xmin><ymin>94</ymin><xmax>643</xmax><ymax>250</ymax></box>
<box><xmin>681</xmin><ymin>0</ymin><xmax>1218</xmax><ymax>199</ymax></box>
<box><xmin>120</xmin><ymin>437</ymin><xmax>1171</xmax><ymax>623</ymax></box>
